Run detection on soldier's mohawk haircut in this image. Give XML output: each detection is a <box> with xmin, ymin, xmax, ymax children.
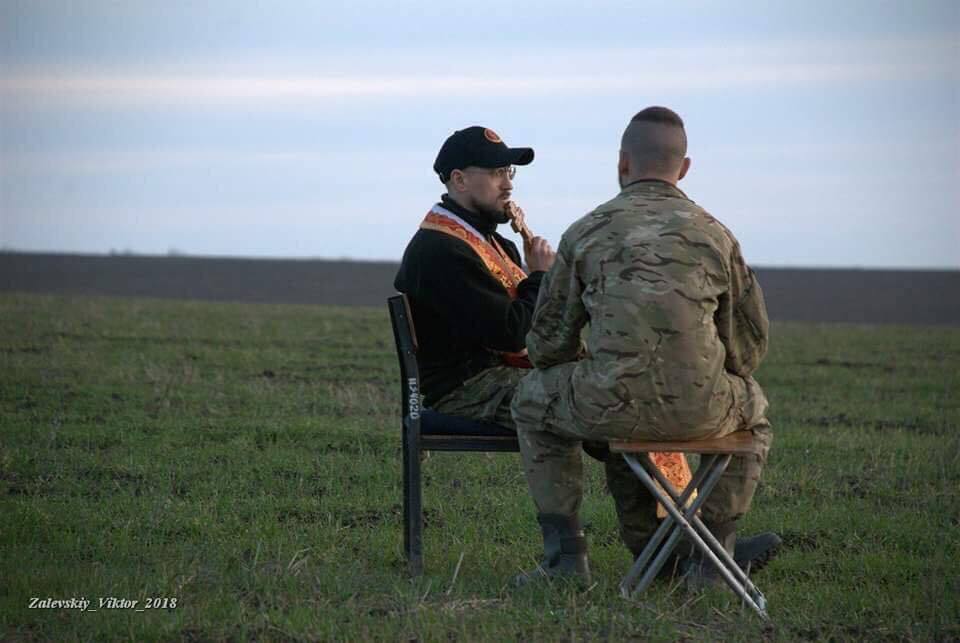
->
<box><xmin>630</xmin><ymin>106</ymin><xmax>685</xmax><ymax>129</ymax></box>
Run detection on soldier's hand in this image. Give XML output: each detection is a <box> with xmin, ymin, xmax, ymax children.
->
<box><xmin>525</xmin><ymin>236</ymin><xmax>556</xmax><ymax>273</ymax></box>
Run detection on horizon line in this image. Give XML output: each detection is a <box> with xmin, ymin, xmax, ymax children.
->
<box><xmin>2</xmin><ymin>249</ymin><xmax>957</xmax><ymax>273</ymax></box>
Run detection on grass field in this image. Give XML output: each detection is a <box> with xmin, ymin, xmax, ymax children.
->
<box><xmin>1</xmin><ymin>293</ymin><xmax>958</xmax><ymax>641</ymax></box>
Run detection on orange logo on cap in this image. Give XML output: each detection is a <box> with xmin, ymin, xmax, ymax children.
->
<box><xmin>484</xmin><ymin>129</ymin><xmax>502</xmax><ymax>143</ymax></box>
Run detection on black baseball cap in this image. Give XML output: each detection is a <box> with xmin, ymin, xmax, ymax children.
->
<box><xmin>433</xmin><ymin>126</ymin><xmax>534</xmax><ymax>183</ymax></box>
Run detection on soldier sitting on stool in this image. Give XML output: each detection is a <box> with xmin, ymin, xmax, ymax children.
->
<box><xmin>510</xmin><ymin>106</ymin><xmax>781</xmax><ymax>587</ymax></box>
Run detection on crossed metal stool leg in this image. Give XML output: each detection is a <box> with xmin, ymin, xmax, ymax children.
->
<box><xmin>610</xmin><ymin>437</ymin><xmax>769</xmax><ymax>620</ymax></box>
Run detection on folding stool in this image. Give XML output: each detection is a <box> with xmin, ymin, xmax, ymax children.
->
<box><xmin>610</xmin><ymin>432</ymin><xmax>770</xmax><ymax>620</ymax></box>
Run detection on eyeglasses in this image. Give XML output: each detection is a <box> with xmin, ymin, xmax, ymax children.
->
<box><xmin>461</xmin><ymin>166</ymin><xmax>516</xmax><ymax>181</ymax></box>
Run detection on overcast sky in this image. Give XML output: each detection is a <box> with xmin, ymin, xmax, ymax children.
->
<box><xmin>2</xmin><ymin>1</ymin><xmax>957</xmax><ymax>268</ymax></box>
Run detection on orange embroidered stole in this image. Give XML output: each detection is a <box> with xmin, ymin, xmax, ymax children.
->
<box><xmin>650</xmin><ymin>452</ymin><xmax>696</xmax><ymax>518</ymax></box>
<box><xmin>420</xmin><ymin>206</ymin><xmax>531</xmax><ymax>368</ymax></box>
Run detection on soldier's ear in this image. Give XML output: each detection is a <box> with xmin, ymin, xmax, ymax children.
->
<box><xmin>618</xmin><ymin>150</ymin><xmax>630</xmax><ymax>178</ymax></box>
<box><xmin>678</xmin><ymin>157</ymin><xmax>691</xmax><ymax>182</ymax></box>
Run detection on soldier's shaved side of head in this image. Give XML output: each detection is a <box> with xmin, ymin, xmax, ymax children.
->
<box><xmin>619</xmin><ymin>106</ymin><xmax>688</xmax><ymax>181</ymax></box>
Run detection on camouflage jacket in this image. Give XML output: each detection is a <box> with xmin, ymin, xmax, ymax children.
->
<box><xmin>527</xmin><ymin>179</ymin><xmax>768</xmax><ymax>432</ymax></box>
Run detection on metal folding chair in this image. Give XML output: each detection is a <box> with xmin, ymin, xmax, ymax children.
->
<box><xmin>610</xmin><ymin>432</ymin><xmax>770</xmax><ymax>620</ymax></box>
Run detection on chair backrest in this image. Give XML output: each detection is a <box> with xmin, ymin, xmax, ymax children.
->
<box><xmin>388</xmin><ymin>294</ymin><xmax>421</xmax><ymax>425</ymax></box>
<box><xmin>388</xmin><ymin>293</ymin><xmax>519</xmax><ymax>449</ymax></box>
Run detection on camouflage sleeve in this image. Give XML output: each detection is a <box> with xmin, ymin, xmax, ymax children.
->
<box><xmin>716</xmin><ymin>242</ymin><xmax>769</xmax><ymax>376</ymax></box>
<box><xmin>526</xmin><ymin>235</ymin><xmax>587</xmax><ymax>368</ymax></box>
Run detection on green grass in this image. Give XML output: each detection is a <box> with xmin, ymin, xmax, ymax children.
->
<box><xmin>1</xmin><ymin>293</ymin><xmax>958</xmax><ymax>641</ymax></box>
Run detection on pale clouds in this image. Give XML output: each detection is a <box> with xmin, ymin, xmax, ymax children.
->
<box><xmin>3</xmin><ymin>37</ymin><xmax>955</xmax><ymax>108</ymax></box>
<box><xmin>0</xmin><ymin>148</ymin><xmax>427</xmax><ymax>176</ymax></box>
<box><xmin>3</xmin><ymin>6</ymin><xmax>957</xmax><ymax>269</ymax></box>
<box><xmin>5</xmin><ymin>139</ymin><xmax>952</xmax><ymax>179</ymax></box>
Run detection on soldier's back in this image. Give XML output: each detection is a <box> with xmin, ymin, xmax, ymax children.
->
<box><xmin>563</xmin><ymin>180</ymin><xmax>739</xmax><ymax>434</ymax></box>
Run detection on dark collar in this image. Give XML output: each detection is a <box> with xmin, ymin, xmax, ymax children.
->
<box><xmin>440</xmin><ymin>194</ymin><xmax>498</xmax><ymax>237</ymax></box>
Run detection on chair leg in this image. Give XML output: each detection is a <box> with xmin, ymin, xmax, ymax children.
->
<box><xmin>403</xmin><ymin>421</ymin><xmax>423</xmax><ymax>576</ymax></box>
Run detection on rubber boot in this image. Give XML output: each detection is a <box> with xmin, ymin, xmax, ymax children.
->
<box><xmin>680</xmin><ymin>520</ymin><xmax>737</xmax><ymax>589</ymax></box>
<box><xmin>627</xmin><ymin>534</ymin><xmax>684</xmax><ymax>582</ymax></box>
<box><xmin>734</xmin><ymin>532</ymin><xmax>782</xmax><ymax>573</ymax></box>
<box><xmin>513</xmin><ymin>514</ymin><xmax>591</xmax><ymax>587</ymax></box>
<box><xmin>648</xmin><ymin>524</ymin><xmax>781</xmax><ymax>582</ymax></box>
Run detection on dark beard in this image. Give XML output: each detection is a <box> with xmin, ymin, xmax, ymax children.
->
<box><xmin>482</xmin><ymin>205</ymin><xmax>510</xmax><ymax>225</ymax></box>
<box><xmin>469</xmin><ymin>197</ymin><xmax>510</xmax><ymax>224</ymax></box>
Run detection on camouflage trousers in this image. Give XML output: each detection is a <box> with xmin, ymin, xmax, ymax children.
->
<box><xmin>431</xmin><ymin>365</ymin><xmax>744</xmax><ymax>555</ymax></box>
<box><xmin>510</xmin><ymin>361</ymin><xmax>773</xmax><ymax>553</ymax></box>
<box><xmin>431</xmin><ymin>365</ymin><xmax>527</xmax><ymax>428</ymax></box>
